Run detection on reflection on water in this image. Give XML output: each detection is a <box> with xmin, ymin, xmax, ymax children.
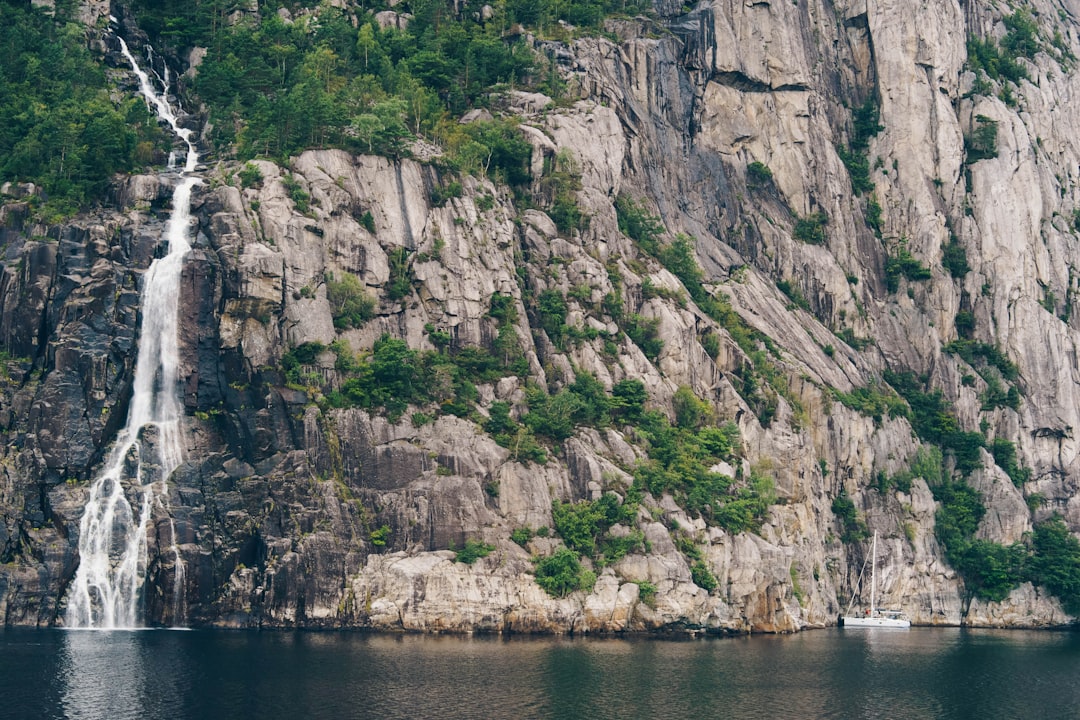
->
<box><xmin>0</xmin><ymin>627</ymin><xmax>1077</xmax><ymax>719</ymax></box>
<box><xmin>59</xmin><ymin>631</ymin><xmax>191</xmax><ymax>720</ymax></box>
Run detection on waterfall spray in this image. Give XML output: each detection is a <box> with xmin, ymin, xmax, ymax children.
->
<box><xmin>65</xmin><ymin>35</ymin><xmax>199</xmax><ymax>629</ymax></box>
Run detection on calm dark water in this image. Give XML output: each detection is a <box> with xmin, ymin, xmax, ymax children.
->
<box><xmin>1</xmin><ymin>627</ymin><xmax>1078</xmax><ymax>719</ymax></box>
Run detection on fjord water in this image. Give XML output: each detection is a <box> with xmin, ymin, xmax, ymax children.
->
<box><xmin>65</xmin><ymin>36</ymin><xmax>197</xmax><ymax>629</ymax></box>
<box><xmin>1</xmin><ymin>628</ymin><xmax>1077</xmax><ymax>719</ymax></box>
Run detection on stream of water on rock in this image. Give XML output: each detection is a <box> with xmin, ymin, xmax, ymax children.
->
<box><xmin>64</xmin><ymin>34</ymin><xmax>198</xmax><ymax>629</ymax></box>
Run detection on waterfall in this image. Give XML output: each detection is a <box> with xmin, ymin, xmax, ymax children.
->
<box><xmin>65</xmin><ymin>36</ymin><xmax>199</xmax><ymax>629</ymax></box>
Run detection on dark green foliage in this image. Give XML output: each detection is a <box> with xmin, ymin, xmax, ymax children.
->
<box><xmin>967</xmin><ymin>36</ymin><xmax>1029</xmax><ymax>85</ymax></box>
<box><xmin>831</xmin><ymin>384</ymin><xmax>910</xmax><ymax>424</ymax></box>
<box><xmin>633</xmin><ymin>415</ymin><xmax>762</xmax><ymax>533</ymax></box>
<box><xmin>484</xmin><ymin>401</ymin><xmax>547</xmax><ymax>464</ymax></box>
<box><xmin>885</xmin><ymin>245</ymin><xmax>932</xmax><ymax>292</ymax></box>
<box><xmin>793</xmin><ymin>212</ymin><xmax>828</xmax><ymax>244</ymax></box>
<box><xmin>551</xmin><ymin>493</ymin><xmax>639</xmax><ymax>563</ymax></box>
<box><xmin>453</xmin><ymin>119</ymin><xmax>532</xmax><ymax>186</ymax></box>
<box><xmin>636</xmin><ymin>580</ymin><xmax>658</xmax><ymax>606</ymax></box>
<box><xmin>672</xmin><ymin>533</ymin><xmax>719</xmax><ymax>591</ymax></box>
<box><xmin>980</xmin><ymin>374</ymin><xmax>1016</xmax><ymax>411</ymax></box>
<box><xmin>851</xmin><ymin>97</ymin><xmax>885</xmax><ymax>150</ymax></box>
<box><xmin>1029</xmin><ymin>517</ymin><xmax>1080</xmax><ymax>615</ymax></box>
<box><xmin>536</xmin><ymin>289</ymin><xmax>568</xmax><ymax>346</ymax></box>
<box><xmin>488</xmin><ymin>292</ymin><xmax>518</xmax><ymax>323</ymax></box>
<box><xmin>282</xmin><ymin>341</ymin><xmax>327</xmax><ymax>386</ymax></box>
<box><xmin>430</xmin><ymin>179</ymin><xmax>463</xmax><ymax>207</ymax></box>
<box><xmin>522</xmin><ymin>385</ymin><xmax>584</xmax><ymax>442</ymax></box>
<box><xmin>909</xmin><ymin>446</ymin><xmax>945</xmax><ymax>488</ymax></box>
<box><xmin>838</xmin><ymin>145</ymin><xmax>873</xmax><ymax>196</ymax></box>
<box><xmin>185</xmin><ymin>4</ymin><xmax>538</xmax><ymax>161</ymax></box>
<box><xmin>138</xmin><ymin>0</ymin><xmax>649</xmax><ymax>167</ymax></box>
<box><xmin>747</xmin><ymin>161</ymin><xmax>773</xmax><ymax>188</ymax></box>
<box><xmin>623</xmin><ymin>314</ymin><xmax>663</xmax><ymax>361</ymax></box>
<box><xmin>831</xmin><ymin>492</ymin><xmax>868</xmax><ymax>543</ymax></box>
<box><xmin>691</xmin><ymin>561</ymin><xmax>718</xmax><ymax>592</ymax></box>
<box><xmin>713</xmin><ymin>469</ymin><xmax>777</xmax><ymax>534</ymax></box>
<box><xmin>0</xmin><ymin>3</ymin><xmax>165</xmax><ymax>218</ymax></box>
<box><xmin>942</xmin><ymin>238</ymin><xmax>971</xmax><ymax>278</ymax></box>
<box><xmin>513</xmin><ymin>372</ymin><xmax>641</xmax><ymax>447</ymax></box>
<box><xmin>568</xmin><ymin>371</ymin><xmax>613</xmax><ymax>427</ymax></box>
<box><xmin>943</xmin><ymin>340</ymin><xmax>1019</xmax><ymax>381</ymax></box>
<box><xmin>837</xmin><ymin>98</ymin><xmax>884</xmax><ymax>195</ymax></box>
<box><xmin>326</xmin><ymin>272</ymin><xmax>376</xmax><ymax>329</ymax></box>
<box><xmin>701</xmin><ymin>332</ymin><xmax>722</xmax><ymax>360</ymax></box>
<box><xmin>836</xmin><ymin>328</ymin><xmax>874</xmax><ymax>351</ymax></box>
<box><xmin>511</xmin><ymin>526</ymin><xmax>534</xmax><ymax>546</ymax></box>
<box><xmin>865</xmin><ymin>194</ymin><xmax>883</xmax><ymax>235</ymax></box>
<box><xmin>1002</xmin><ymin>9</ymin><xmax>1041</xmax><ymax>61</ymax></box>
<box><xmin>672</xmin><ymin>386</ymin><xmax>712</xmax><ymax>429</ymax></box>
<box><xmin>386</xmin><ymin>247</ymin><xmax>413</xmax><ymax>301</ymax></box>
<box><xmin>875</xmin><ymin>468</ymin><xmax>913</xmax><ymax>495</ymax></box>
<box><xmin>358</xmin><ymin>210</ymin><xmax>377</xmax><ymax>233</ymax></box>
<box><xmin>657</xmin><ymin>234</ymin><xmax>704</xmax><ymax>290</ymax></box>
<box><xmin>541</xmin><ymin>151</ymin><xmax>587</xmax><ymax>235</ymax></box>
<box><xmin>552</xmin><ymin>500</ymin><xmax>604</xmax><ymax>557</ymax></box>
<box><xmin>614</xmin><ymin>195</ymin><xmax>665</xmax><ymax>254</ymax></box>
<box><xmin>533</xmin><ymin>548</ymin><xmax>595</xmax><ymax>598</ymax></box>
<box><xmin>611</xmin><ymin>379</ymin><xmax>648</xmax><ymax>422</ymax></box>
<box><xmin>965</xmin><ymin>115</ymin><xmax>999</xmax><ymax>163</ymax></box>
<box><xmin>238</xmin><ymin>162</ymin><xmax>264</xmax><ymax>188</ymax></box>
<box><xmin>776</xmin><ymin>280</ymin><xmax>811</xmax><ymax>311</ymax></box>
<box><xmin>932</xmin><ymin>475</ymin><xmax>1026</xmax><ymax>602</ymax></box>
<box><xmin>888</xmin><ymin>369</ymin><xmax>988</xmax><ymax>476</ymax></box>
<box><xmin>504</xmin><ymin>0</ymin><xmax>650</xmax><ymax>30</ymax></box>
<box><xmin>955</xmin><ymin>311</ymin><xmax>976</xmax><ymax>339</ymax></box>
<box><xmin>931</xmin><ymin>479</ymin><xmax>984</xmax><ymax>559</ymax></box>
<box><xmin>455</xmin><ymin>539</ymin><xmax>494</xmax><ymax>564</ymax></box>
<box><xmin>958</xmin><ymin>540</ymin><xmax>1028</xmax><ymax>602</ymax></box>
<box><xmin>281</xmin><ymin>173</ymin><xmax>311</xmax><ymax>213</ymax></box>
<box><xmin>991</xmin><ymin>438</ymin><xmax>1030</xmax><ymax>486</ymax></box>
<box><xmin>315</xmin><ymin>333</ymin><xmax>523</xmax><ymax>422</ymax></box>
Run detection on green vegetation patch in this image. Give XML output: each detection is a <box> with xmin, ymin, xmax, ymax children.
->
<box><xmin>533</xmin><ymin>547</ymin><xmax>596</xmax><ymax>598</ymax></box>
<box><xmin>884</xmin><ymin>243</ymin><xmax>932</xmax><ymax>292</ymax></box>
<box><xmin>793</xmin><ymin>212</ymin><xmax>828</xmax><ymax>245</ymax></box>
<box><xmin>0</xmin><ymin>3</ymin><xmax>166</xmax><ymax>219</ymax></box>
<box><xmin>633</xmin><ymin>412</ymin><xmax>773</xmax><ymax>534</ymax></box>
<box><xmin>837</xmin><ymin>98</ymin><xmax>883</xmax><ymax>196</ymax></box>
<box><xmin>831</xmin><ymin>383</ymin><xmax>909</xmax><ymax>425</ymax></box>
<box><xmin>965</xmin><ymin>115</ymin><xmax>999</xmax><ymax>163</ymax></box>
<box><xmin>454</xmin><ymin>538</ymin><xmax>495</xmax><ymax>564</ymax></box>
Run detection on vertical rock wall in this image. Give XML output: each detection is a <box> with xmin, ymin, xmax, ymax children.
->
<box><xmin>2</xmin><ymin>0</ymin><xmax>1080</xmax><ymax>630</ymax></box>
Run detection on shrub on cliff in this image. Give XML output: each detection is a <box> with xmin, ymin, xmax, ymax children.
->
<box><xmin>1029</xmin><ymin>516</ymin><xmax>1080</xmax><ymax>615</ymax></box>
<box><xmin>533</xmin><ymin>548</ymin><xmax>595</xmax><ymax>598</ymax></box>
<box><xmin>454</xmin><ymin>539</ymin><xmax>495</xmax><ymax>564</ymax></box>
<box><xmin>326</xmin><ymin>272</ymin><xmax>376</xmax><ymax>329</ymax></box>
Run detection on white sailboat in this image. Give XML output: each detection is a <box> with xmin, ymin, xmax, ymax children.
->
<box><xmin>841</xmin><ymin>530</ymin><xmax>910</xmax><ymax>628</ymax></box>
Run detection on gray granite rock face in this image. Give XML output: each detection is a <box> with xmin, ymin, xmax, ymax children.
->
<box><xmin>3</xmin><ymin>0</ymin><xmax>1080</xmax><ymax>631</ymax></box>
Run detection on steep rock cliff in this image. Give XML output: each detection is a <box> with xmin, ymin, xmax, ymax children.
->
<box><xmin>2</xmin><ymin>0</ymin><xmax>1080</xmax><ymax>631</ymax></box>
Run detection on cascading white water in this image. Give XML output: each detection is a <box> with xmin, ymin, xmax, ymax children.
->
<box><xmin>65</xmin><ymin>36</ymin><xmax>199</xmax><ymax>629</ymax></box>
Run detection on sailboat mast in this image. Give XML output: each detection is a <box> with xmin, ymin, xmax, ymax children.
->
<box><xmin>870</xmin><ymin>530</ymin><xmax>877</xmax><ymax>616</ymax></box>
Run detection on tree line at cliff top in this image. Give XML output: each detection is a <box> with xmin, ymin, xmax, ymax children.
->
<box><xmin>0</xmin><ymin>0</ymin><xmax>649</xmax><ymax>217</ymax></box>
<box><xmin>177</xmin><ymin>0</ymin><xmax>649</xmax><ymax>175</ymax></box>
<box><xmin>0</xmin><ymin>2</ymin><xmax>165</xmax><ymax>220</ymax></box>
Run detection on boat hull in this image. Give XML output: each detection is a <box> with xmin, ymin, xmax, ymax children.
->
<box><xmin>841</xmin><ymin>616</ymin><xmax>910</xmax><ymax>628</ymax></box>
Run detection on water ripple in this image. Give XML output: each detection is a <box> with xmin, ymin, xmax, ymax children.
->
<box><xmin>3</xmin><ymin>627</ymin><xmax>1079</xmax><ymax>720</ymax></box>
